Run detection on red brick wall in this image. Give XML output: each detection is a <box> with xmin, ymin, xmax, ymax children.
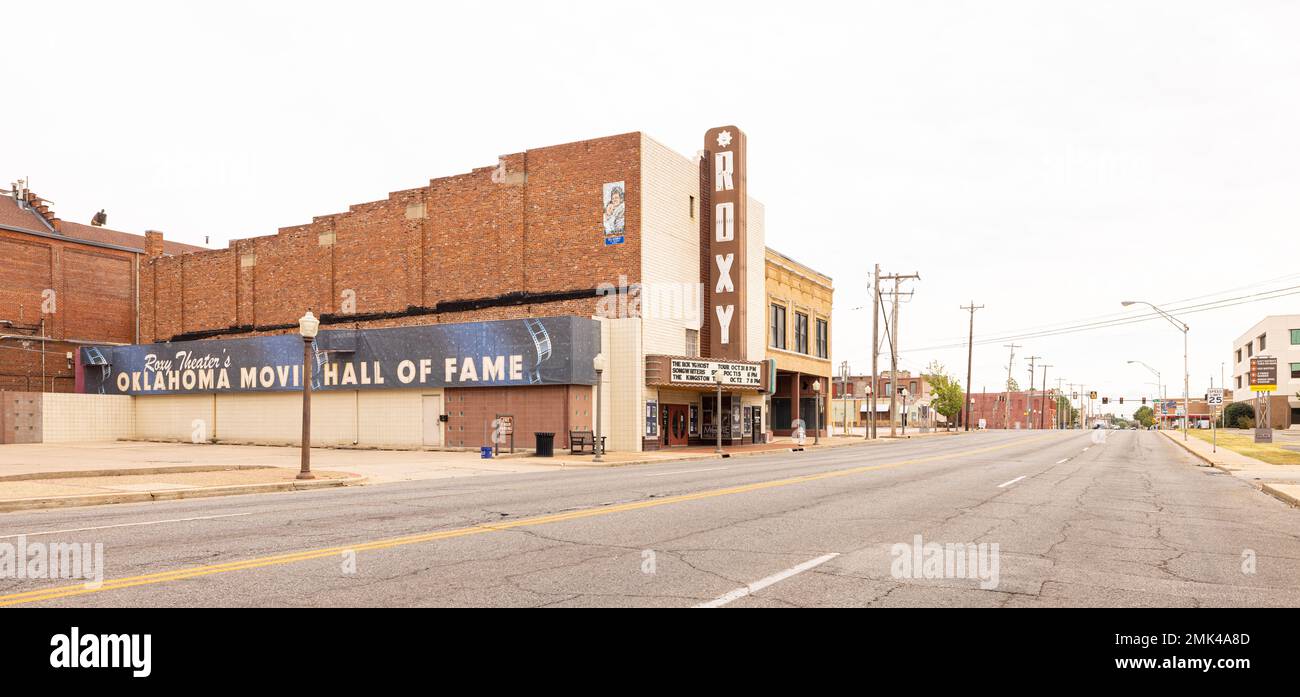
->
<box><xmin>141</xmin><ymin>132</ymin><xmax>644</xmax><ymax>342</ymax></box>
<box><xmin>968</xmin><ymin>392</ymin><xmax>1059</xmax><ymax>429</ymax></box>
<box><xmin>0</xmin><ymin>228</ymin><xmax>139</xmax><ymax>393</ymax></box>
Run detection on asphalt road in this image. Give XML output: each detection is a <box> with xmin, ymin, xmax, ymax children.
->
<box><xmin>2</xmin><ymin>430</ymin><xmax>1298</xmax><ymax>607</ymax></box>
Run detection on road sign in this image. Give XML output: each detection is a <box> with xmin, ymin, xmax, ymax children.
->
<box><xmin>1207</xmin><ymin>388</ymin><xmax>1224</xmax><ymax>406</ymax></box>
<box><xmin>1250</xmin><ymin>356</ymin><xmax>1278</xmax><ymax>392</ymax></box>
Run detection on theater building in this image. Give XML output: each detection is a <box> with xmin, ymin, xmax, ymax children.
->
<box><xmin>79</xmin><ymin>127</ymin><xmax>832</xmax><ymax>452</ymax></box>
<box><xmin>0</xmin><ymin>181</ymin><xmax>200</xmax><ymax>394</ymax></box>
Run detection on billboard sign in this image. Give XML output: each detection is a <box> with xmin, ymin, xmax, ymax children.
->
<box><xmin>81</xmin><ymin>316</ymin><xmax>600</xmax><ymax>396</ymax></box>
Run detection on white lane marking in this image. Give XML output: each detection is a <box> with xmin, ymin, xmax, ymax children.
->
<box><xmin>644</xmin><ymin>467</ymin><xmax>730</xmax><ymax>478</ymax></box>
<box><xmin>0</xmin><ymin>512</ymin><xmax>256</xmax><ymax>540</ymax></box>
<box><xmin>1056</xmin><ymin>458</ymin><xmax>1070</xmax><ymax>464</ymax></box>
<box><xmin>696</xmin><ymin>553</ymin><xmax>841</xmax><ymax>608</ymax></box>
<box><xmin>997</xmin><ymin>476</ymin><xmax>1027</xmax><ymax>489</ymax></box>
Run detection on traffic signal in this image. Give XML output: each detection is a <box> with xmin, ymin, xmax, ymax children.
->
<box><xmin>1142</xmin><ymin>397</ymin><xmax>1147</xmax><ymax>405</ymax></box>
<box><xmin>1102</xmin><ymin>397</ymin><xmax>1109</xmax><ymax>405</ymax></box>
<box><xmin>1119</xmin><ymin>398</ymin><xmax>1124</xmax><ymax>405</ymax></box>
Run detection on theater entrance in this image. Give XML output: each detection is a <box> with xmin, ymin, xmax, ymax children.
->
<box><xmin>662</xmin><ymin>404</ymin><xmax>690</xmax><ymax>447</ymax></box>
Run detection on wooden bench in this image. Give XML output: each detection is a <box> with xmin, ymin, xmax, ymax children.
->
<box><xmin>569</xmin><ymin>430</ymin><xmax>607</xmax><ymax>454</ymax></box>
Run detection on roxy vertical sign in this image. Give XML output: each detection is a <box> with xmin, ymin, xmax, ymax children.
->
<box><xmin>705</xmin><ymin>125</ymin><xmax>747</xmax><ymax>360</ymax></box>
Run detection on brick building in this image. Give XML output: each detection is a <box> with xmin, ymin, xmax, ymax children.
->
<box><xmin>967</xmin><ymin>391</ymin><xmax>1060</xmax><ymax>430</ymax></box>
<box><xmin>81</xmin><ymin>127</ymin><xmax>833</xmax><ymax>452</ymax></box>
<box><xmin>0</xmin><ymin>182</ymin><xmax>199</xmax><ymax>394</ymax></box>
<box><xmin>766</xmin><ymin>249</ymin><xmax>833</xmax><ymax>437</ymax></box>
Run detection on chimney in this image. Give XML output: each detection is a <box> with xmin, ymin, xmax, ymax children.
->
<box><xmin>144</xmin><ymin>230</ymin><xmax>165</xmax><ymax>259</ymax></box>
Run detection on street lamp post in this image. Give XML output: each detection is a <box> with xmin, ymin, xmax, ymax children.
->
<box><xmin>297</xmin><ymin>310</ymin><xmax>320</xmax><ymax>480</ymax></box>
<box><xmin>1123</xmin><ymin>301</ymin><xmax>1190</xmax><ymax>441</ymax></box>
<box><xmin>812</xmin><ymin>380</ymin><xmax>822</xmax><ymax>445</ymax></box>
<box><xmin>899</xmin><ymin>387</ymin><xmax>908</xmax><ymax>436</ymax></box>
<box><xmin>593</xmin><ymin>354</ymin><xmax>606</xmax><ymax>463</ymax></box>
<box><xmin>713</xmin><ymin>369</ymin><xmax>724</xmax><ymax>455</ymax></box>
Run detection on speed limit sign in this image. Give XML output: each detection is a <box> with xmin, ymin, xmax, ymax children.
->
<box><xmin>1207</xmin><ymin>388</ymin><xmax>1224</xmax><ymax>406</ymax></box>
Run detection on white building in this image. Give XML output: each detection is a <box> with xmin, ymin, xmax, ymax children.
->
<box><xmin>1230</xmin><ymin>315</ymin><xmax>1300</xmax><ymax>429</ymax></box>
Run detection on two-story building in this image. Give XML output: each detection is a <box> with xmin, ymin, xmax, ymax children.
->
<box><xmin>1230</xmin><ymin>315</ymin><xmax>1300</xmax><ymax>429</ymax></box>
<box><xmin>764</xmin><ymin>248</ymin><xmax>833</xmax><ymax>437</ymax></box>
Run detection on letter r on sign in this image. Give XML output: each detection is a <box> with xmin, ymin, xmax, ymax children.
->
<box><xmin>715</xmin><ymin>152</ymin><xmax>734</xmax><ymax>192</ymax></box>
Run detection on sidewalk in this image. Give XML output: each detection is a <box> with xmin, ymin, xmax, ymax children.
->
<box><xmin>0</xmin><ymin>431</ymin><xmax>959</xmax><ymax>512</ymax></box>
<box><xmin>1160</xmin><ymin>430</ymin><xmax>1300</xmax><ymax>508</ymax></box>
<box><xmin>0</xmin><ymin>467</ymin><xmax>360</xmax><ymax>512</ymax></box>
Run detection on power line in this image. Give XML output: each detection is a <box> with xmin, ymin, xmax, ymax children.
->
<box><xmin>910</xmin><ymin>283</ymin><xmax>1300</xmax><ymax>353</ymax></box>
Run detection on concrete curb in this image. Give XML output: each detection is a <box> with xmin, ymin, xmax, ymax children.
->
<box><xmin>0</xmin><ymin>465</ymin><xmax>275</xmax><ymax>483</ymax></box>
<box><xmin>1261</xmin><ymin>484</ymin><xmax>1300</xmax><ymax>508</ymax></box>
<box><xmin>1159</xmin><ymin>431</ymin><xmax>1300</xmax><ymax>509</ymax></box>
<box><xmin>0</xmin><ymin>476</ymin><xmax>366</xmax><ymax>513</ymax></box>
<box><xmin>1158</xmin><ymin>430</ymin><xmax>1232</xmax><ymax>472</ymax></box>
<box><xmin>549</xmin><ymin>431</ymin><xmax>969</xmax><ymax>469</ymax></box>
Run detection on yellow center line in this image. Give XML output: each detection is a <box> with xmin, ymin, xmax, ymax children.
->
<box><xmin>0</xmin><ymin>433</ymin><xmax>1059</xmax><ymax>607</ymax></box>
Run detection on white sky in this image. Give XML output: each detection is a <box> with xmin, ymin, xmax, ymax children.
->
<box><xmin>6</xmin><ymin>1</ymin><xmax>1299</xmax><ymax>415</ymax></box>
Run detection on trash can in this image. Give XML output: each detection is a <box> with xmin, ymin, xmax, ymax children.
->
<box><xmin>480</xmin><ymin>446</ymin><xmax>493</xmax><ymax>459</ymax></box>
<box><xmin>534</xmin><ymin>432</ymin><xmax>556</xmax><ymax>457</ymax></box>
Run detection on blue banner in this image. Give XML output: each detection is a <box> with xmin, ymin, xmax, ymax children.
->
<box><xmin>81</xmin><ymin>317</ymin><xmax>600</xmax><ymax>395</ymax></box>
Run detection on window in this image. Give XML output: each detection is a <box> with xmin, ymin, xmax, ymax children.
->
<box><xmin>1236</xmin><ymin>349</ymin><xmax>1243</xmax><ymax>364</ymax></box>
<box><xmin>884</xmin><ymin>382</ymin><xmax>893</xmax><ymax>397</ymax></box>
<box><xmin>815</xmin><ymin>318</ymin><xmax>829</xmax><ymax>358</ymax></box>
<box><xmin>685</xmin><ymin>329</ymin><xmax>699</xmax><ymax>358</ymax></box>
<box><xmin>1247</xmin><ymin>342</ymin><xmax>1254</xmax><ymax>358</ymax></box>
<box><xmin>795</xmin><ymin>312</ymin><xmax>809</xmax><ymax>354</ymax></box>
<box><xmin>909</xmin><ymin>381</ymin><xmax>917</xmax><ymax>395</ymax></box>
<box><xmin>1291</xmin><ymin>329</ymin><xmax>1300</xmax><ymax>345</ymax></box>
<box><xmin>689</xmin><ymin>404</ymin><xmax>699</xmax><ymax>435</ymax></box>
<box><xmin>1236</xmin><ymin>376</ymin><xmax>1242</xmax><ymax>389</ymax></box>
<box><xmin>769</xmin><ymin>304</ymin><xmax>787</xmax><ymax>349</ymax></box>
<box><xmin>1292</xmin><ymin>363</ymin><xmax>1300</xmax><ymax>380</ymax></box>
<box><xmin>689</xmin><ymin>195</ymin><xmax>696</xmax><ymax>220</ymax></box>
<box><xmin>1259</xmin><ymin>334</ymin><xmax>1267</xmax><ymax>351</ymax></box>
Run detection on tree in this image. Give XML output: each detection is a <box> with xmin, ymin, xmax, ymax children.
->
<box><xmin>923</xmin><ymin>363</ymin><xmax>966</xmax><ymax>431</ymax></box>
<box><xmin>1055</xmin><ymin>395</ymin><xmax>1079</xmax><ymax>428</ymax></box>
<box><xmin>1006</xmin><ymin>376</ymin><xmax>1021</xmax><ymax>392</ymax></box>
<box><xmin>1133</xmin><ymin>405</ymin><xmax>1155</xmax><ymax>428</ymax></box>
<box><xmin>1224</xmin><ymin>402</ymin><xmax>1255</xmax><ymax>430</ymax></box>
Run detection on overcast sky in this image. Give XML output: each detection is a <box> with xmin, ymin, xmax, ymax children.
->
<box><xmin>6</xmin><ymin>1</ymin><xmax>1299</xmax><ymax>415</ymax></box>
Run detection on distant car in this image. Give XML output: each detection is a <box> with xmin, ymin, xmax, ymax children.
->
<box><xmin>1093</xmin><ymin>424</ymin><xmax>1103</xmax><ymax>429</ymax></box>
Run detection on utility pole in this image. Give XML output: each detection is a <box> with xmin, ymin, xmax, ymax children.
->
<box><xmin>868</xmin><ymin>264</ymin><xmax>880</xmax><ymax>440</ymax></box>
<box><xmin>1039</xmin><ymin>364</ymin><xmax>1052</xmax><ymax>430</ymax></box>
<box><xmin>960</xmin><ymin>302</ymin><xmax>983</xmax><ymax>432</ymax></box>
<box><xmin>879</xmin><ymin>270</ymin><xmax>920</xmax><ymax>438</ymax></box>
<box><xmin>1056</xmin><ymin>377</ymin><xmax>1066</xmax><ymax>430</ymax></box>
<box><xmin>1024</xmin><ymin>356</ymin><xmax>1041</xmax><ymax>430</ymax></box>
<box><xmin>1003</xmin><ymin>344</ymin><xmax>1021</xmax><ymax>430</ymax></box>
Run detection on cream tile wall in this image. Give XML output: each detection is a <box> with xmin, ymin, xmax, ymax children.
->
<box><xmin>640</xmin><ymin>135</ymin><xmax>702</xmax><ymax>358</ymax></box>
<box><xmin>41</xmin><ymin>393</ymin><xmax>134</xmax><ymax>443</ymax></box>
<box><xmin>215</xmin><ymin>391</ymin><xmax>357</xmax><ymax>446</ymax></box>
<box><xmin>746</xmin><ymin>198</ymin><xmax>766</xmax><ymax>363</ymax></box>
<box><xmin>358</xmin><ymin>389</ymin><xmax>427</xmax><ymax>447</ymax></box>
<box><xmin>599</xmin><ymin>316</ymin><xmax>643</xmax><ymax>452</ymax></box>
<box><xmin>135</xmin><ymin>395</ymin><xmax>215</xmax><ymax>442</ymax></box>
